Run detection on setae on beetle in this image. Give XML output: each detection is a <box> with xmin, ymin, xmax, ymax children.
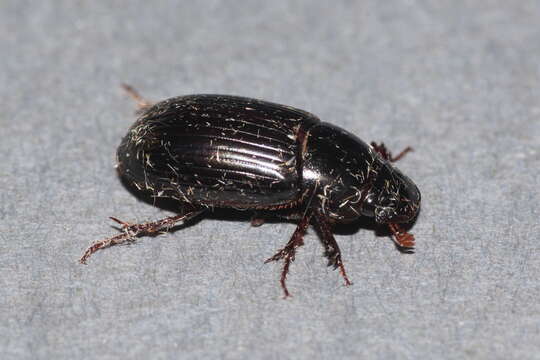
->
<box><xmin>80</xmin><ymin>85</ymin><xmax>421</xmax><ymax>297</ymax></box>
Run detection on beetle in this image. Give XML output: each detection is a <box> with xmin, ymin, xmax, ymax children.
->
<box><xmin>80</xmin><ymin>85</ymin><xmax>421</xmax><ymax>297</ymax></box>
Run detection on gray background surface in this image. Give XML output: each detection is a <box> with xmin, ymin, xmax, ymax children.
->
<box><xmin>1</xmin><ymin>1</ymin><xmax>539</xmax><ymax>359</ymax></box>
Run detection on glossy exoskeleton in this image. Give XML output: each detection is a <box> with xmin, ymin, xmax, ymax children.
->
<box><xmin>80</xmin><ymin>85</ymin><xmax>421</xmax><ymax>297</ymax></box>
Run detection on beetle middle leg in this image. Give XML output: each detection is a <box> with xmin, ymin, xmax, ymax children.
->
<box><xmin>313</xmin><ymin>211</ymin><xmax>352</xmax><ymax>287</ymax></box>
<box><xmin>264</xmin><ymin>210</ymin><xmax>313</xmax><ymax>298</ymax></box>
<box><xmin>370</xmin><ymin>142</ymin><xmax>413</xmax><ymax>162</ymax></box>
<box><xmin>79</xmin><ymin>207</ymin><xmax>204</xmax><ymax>264</ymax></box>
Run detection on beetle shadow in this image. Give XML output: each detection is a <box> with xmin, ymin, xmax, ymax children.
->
<box><xmin>118</xmin><ymin>175</ymin><xmax>420</xmax><ymax>252</ymax></box>
<box><xmin>331</xmin><ymin>214</ymin><xmax>419</xmax><ymax>254</ymax></box>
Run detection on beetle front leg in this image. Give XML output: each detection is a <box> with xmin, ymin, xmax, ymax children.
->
<box><xmin>388</xmin><ymin>223</ymin><xmax>415</xmax><ymax>249</ymax></box>
<box><xmin>264</xmin><ymin>210</ymin><xmax>313</xmax><ymax>298</ymax></box>
<box><xmin>79</xmin><ymin>208</ymin><xmax>204</xmax><ymax>264</ymax></box>
<box><xmin>313</xmin><ymin>211</ymin><xmax>352</xmax><ymax>287</ymax></box>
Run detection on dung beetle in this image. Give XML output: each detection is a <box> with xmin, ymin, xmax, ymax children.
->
<box><xmin>80</xmin><ymin>85</ymin><xmax>421</xmax><ymax>297</ymax></box>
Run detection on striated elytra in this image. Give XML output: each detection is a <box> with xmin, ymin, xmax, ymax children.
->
<box><xmin>80</xmin><ymin>86</ymin><xmax>421</xmax><ymax>297</ymax></box>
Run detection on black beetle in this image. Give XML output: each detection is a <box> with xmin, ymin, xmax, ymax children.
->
<box><xmin>80</xmin><ymin>85</ymin><xmax>421</xmax><ymax>297</ymax></box>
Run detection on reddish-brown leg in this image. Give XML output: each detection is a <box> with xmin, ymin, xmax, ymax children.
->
<box><xmin>250</xmin><ymin>212</ymin><xmax>266</xmax><ymax>227</ymax></box>
<box><xmin>121</xmin><ymin>83</ymin><xmax>153</xmax><ymax>110</ymax></box>
<box><xmin>388</xmin><ymin>223</ymin><xmax>415</xmax><ymax>248</ymax></box>
<box><xmin>264</xmin><ymin>210</ymin><xmax>313</xmax><ymax>298</ymax></box>
<box><xmin>79</xmin><ymin>209</ymin><xmax>204</xmax><ymax>264</ymax></box>
<box><xmin>313</xmin><ymin>211</ymin><xmax>352</xmax><ymax>287</ymax></box>
<box><xmin>370</xmin><ymin>142</ymin><xmax>413</xmax><ymax>162</ymax></box>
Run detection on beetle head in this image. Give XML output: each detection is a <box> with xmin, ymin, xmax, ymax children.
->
<box><xmin>361</xmin><ymin>163</ymin><xmax>421</xmax><ymax>224</ymax></box>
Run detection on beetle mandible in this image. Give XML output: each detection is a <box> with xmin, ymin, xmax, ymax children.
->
<box><xmin>80</xmin><ymin>85</ymin><xmax>421</xmax><ymax>297</ymax></box>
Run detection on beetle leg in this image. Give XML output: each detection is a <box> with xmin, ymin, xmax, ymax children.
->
<box><xmin>79</xmin><ymin>209</ymin><xmax>204</xmax><ymax>264</ymax></box>
<box><xmin>313</xmin><ymin>211</ymin><xmax>352</xmax><ymax>287</ymax></box>
<box><xmin>388</xmin><ymin>223</ymin><xmax>415</xmax><ymax>248</ymax></box>
<box><xmin>121</xmin><ymin>83</ymin><xmax>153</xmax><ymax>110</ymax></box>
<box><xmin>370</xmin><ymin>142</ymin><xmax>413</xmax><ymax>162</ymax></box>
<box><xmin>264</xmin><ymin>210</ymin><xmax>313</xmax><ymax>298</ymax></box>
<box><xmin>250</xmin><ymin>212</ymin><xmax>266</xmax><ymax>227</ymax></box>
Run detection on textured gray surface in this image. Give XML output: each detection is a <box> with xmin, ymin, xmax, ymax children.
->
<box><xmin>1</xmin><ymin>1</ymin><xmax>539</xmax><ymax>359</ymax></box>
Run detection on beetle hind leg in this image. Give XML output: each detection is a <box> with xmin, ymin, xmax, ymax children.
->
<box><xmin>264</xmin><ymin>210</ymin><xmax>313</xmax><ymax>298</ymax></box>
<box><xmin>370</xmin><ymin>142</ymin><xmax>413</xmax><ymax>162</ymax></box>
<box><xmin>313</xmin><ymin>211</ymin><xmax>352</xmax><ymax>287</ymax></box>
<box><xmin>121</xmin><ymin>83</ymin><xmax>154</xmax><ymax>111</ymax></box>
<box><xmin>79</xmin><ymin>208</ymin><xmax>204</xmax><ymax>264</ymax></box>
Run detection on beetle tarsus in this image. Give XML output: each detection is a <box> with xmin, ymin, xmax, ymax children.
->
<box><xmin>265</xmin><ymin>211</ymin><xmax>313</xmax><ymax>297</ymax></box>
<box><xmin>388</xmin><ymin>223</ymin><xmax>415</xmax><ymax>248</ymax></box>
<box><xmin>79</xmin><ymin>210</ymin><xmax>203</xmax><ymax>264</ymax></box>
<box><xmin>313</xmin><ymin>211</ymin><xmax>352</xmax><ymax>286</ymax></box>
<box><xmin>370</xmin><ymin>142</ymin><xmax>413</xmax><ymax>162</ymax></box>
